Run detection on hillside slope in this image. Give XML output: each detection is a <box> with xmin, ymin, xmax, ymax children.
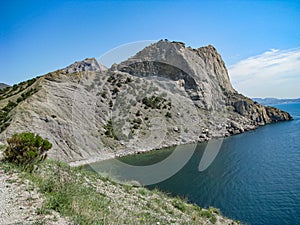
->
<box><xmin>0</xmin><ymin>159</ymin><xmax>237</xmax><ymax>224</ymax></box>
<box><xmin>0</xmin><ymin>83</ymin><xmax>10</xmax><ymax>90</ymax></box>
<box><xmin>0</xmin><ymin>40</ymin><xmax>292</xmax><ymax>164</ymax></box>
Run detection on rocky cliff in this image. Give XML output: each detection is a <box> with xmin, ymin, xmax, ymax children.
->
<box><xmin>0</xmin><ymin>40</ymin><xmax>293</xmax><ymax>164</ymax></box>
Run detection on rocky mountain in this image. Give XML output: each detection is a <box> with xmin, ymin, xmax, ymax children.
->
<box><xmin>0</xmin><ymin>83</ymin><xmax>10</xmax><ymax>90</ymax></box>
<box><xmin>0</xmin><ymin>40</ymin><xmax>293</xmax><ymax>164</ymax></box>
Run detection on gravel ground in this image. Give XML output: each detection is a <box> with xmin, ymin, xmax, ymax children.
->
<box><xmin>0</xmin><ymin>166</ymin><xmax>70</xmax><ymax>225</ymax></box>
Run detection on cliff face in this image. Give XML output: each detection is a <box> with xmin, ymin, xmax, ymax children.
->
<box><xmin>117</xmin><ymin>41</ymin><xmax>235</xmax><ymax>110</ymax></box>
<box><xmin>0</xmin><ymin>40</ymin><xmax>292</xmax><ymax>164</ymax></box>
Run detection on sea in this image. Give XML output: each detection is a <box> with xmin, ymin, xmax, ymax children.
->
<box><xmin>86</xmin><ymin>103</ymin><xmax>300</xmax><ymax>225</ymax></box>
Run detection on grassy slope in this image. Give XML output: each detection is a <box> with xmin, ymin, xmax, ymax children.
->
<box><xmin>0</xmin><ymin>159</ymin><xmax>238</xmax><ymax>225</ymax></box>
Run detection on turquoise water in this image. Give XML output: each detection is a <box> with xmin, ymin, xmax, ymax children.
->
<box><xmin>87</xmin><ymin>103</ymin><xmax>300</xmax><ymax>225</ymax></box>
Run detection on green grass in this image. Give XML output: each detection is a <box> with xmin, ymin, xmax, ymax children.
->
<box><xmin>138</xmin><ymin>187</ymin><xmax>150</xmax><ymax>196</ymax></box>
<box><xmin>172</xmin><ymin>197</ymin><xmax>187</xmax><ymax>212</ymax></box>
<box><xmin>0</xmin><ymin>159</ymin><xmax>233</xmax><ymax>225</ymax></box>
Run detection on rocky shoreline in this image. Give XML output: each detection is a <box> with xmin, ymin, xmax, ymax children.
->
<box><xmin>68</xmin><ymin>118</ymin><xmax>283</xmax><ymax>167</ymax></box>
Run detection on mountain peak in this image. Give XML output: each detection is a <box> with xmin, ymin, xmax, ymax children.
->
<box><xmin>117</xmin><ymin>40</ymin><xmax>235</xmax><ymax>96</ymax></box>
<box><xmin>63</xmin><ymin>58</ymin><xmax>107</xmax><ymax>74</ymax></box>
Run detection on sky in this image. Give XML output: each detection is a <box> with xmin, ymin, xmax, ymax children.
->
<box><xmin>0</xmin><ymin>0</ymin><xmax>299</xmax><ymax>98</ymax></box>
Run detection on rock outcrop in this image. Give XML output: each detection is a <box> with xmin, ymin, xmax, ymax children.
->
<box><xmin>227</xmin><ymin>93</ymin><xmax>293</xmax><ymax>125</ymax></box>
<box><xmin>63</xmin><ymin>58</ymin><xmax>107</xmax><ymax>74</ymax></box>
<box><xmin>0</xmin><ymin>40</ymin><xmax>293</xmax><ymax>164</ymax></box>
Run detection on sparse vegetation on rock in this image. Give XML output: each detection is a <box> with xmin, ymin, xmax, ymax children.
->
<box><xmin>0</xmin><ymin>78</ymin><xmax>37</xmax><ymax>100</ymax></box>
<box><xmin>0</xmin><ymin>78</ymin><xmax>39</xmax><ymax>132</ymax></box>
<box><xmin>142</xmin><ymin>95</ymin><xmax>168</xmax><ymax>109</ymax></box>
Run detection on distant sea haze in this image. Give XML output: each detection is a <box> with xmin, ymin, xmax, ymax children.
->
<box><xmin>88</xmin><ymin>103</ymin><xmax>300</xmax><ymax>225</ymax></box>
<box><xmin>253</xmin><ymin>97</ymin><xmax>300</xmax><ymax>105</ymax></box>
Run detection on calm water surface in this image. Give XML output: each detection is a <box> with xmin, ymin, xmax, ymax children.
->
<box><xmin>87</xmin><ymin>103</ymin><xmax>300</xmax><ymax>225</ymax></box>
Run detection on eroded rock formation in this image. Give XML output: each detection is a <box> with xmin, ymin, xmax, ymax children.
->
<box><xmin>0</xmin><ymin>40</ymin><xmax>292</xmax><ymax>164</ymax></box>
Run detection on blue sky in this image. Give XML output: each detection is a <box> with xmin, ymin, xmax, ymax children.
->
<box><xmin>1</xmin><ymin>0</ymin><xmax>299</xmax><ymax>98</ymax></box>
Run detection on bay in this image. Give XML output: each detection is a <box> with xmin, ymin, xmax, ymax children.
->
<box><xmin>86</xmin><ymin>103</ymin><xmax>300</xmax><ymax>225</ymax></box>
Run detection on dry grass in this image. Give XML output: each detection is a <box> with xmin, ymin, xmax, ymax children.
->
<box><xmin>1</xmin><ymin>159</ymin><xmax>237</xmax><ymax>225</ymax></box>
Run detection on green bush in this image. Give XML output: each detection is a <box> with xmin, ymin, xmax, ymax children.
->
<box><xmin>3</xmin><ymin>132</ymin><xmax>52</xmax><ymax>171</ymax></box>
<box><xmin>132</xmin><ymin>118</ymin><xmax>142</xmax><ymax>124</ymax></box>
<box><xmin>112</xmin><ymin>87</ymin><xmax>119</xmax><ymax>95</ymax></box>
<box><xmin>125</xmin><ymin>77</ymin><xmax>132</xmax><ymax>83</ymax></box>
<box><xmin>165</xmin><ymin>112</ymin><xmax>172</xmax><ymax>118</ymax></box>
<box><xmin>104</xmin><ymin>119</ymin><xmax>117</xmax><ymax>139</ymax></box>
<box><xmin>135</xmin><ymin>110</ymin><xmax>142</xmax><ymax>117</ymax></box>
<box><xmin>109</xmin><ymin>100</ymin><xmax>113</xmax><ymax>108</ymax></box>
<box><xmin>142</xmin><ymin>95</ymin><xmax>166</xmax><ymax>109</ymax></box>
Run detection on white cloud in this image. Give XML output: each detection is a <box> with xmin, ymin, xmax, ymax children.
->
<box><xmin>228</xmin><ymin>48</ymin><xmax>300</xmax><ymax>98</ymax></box>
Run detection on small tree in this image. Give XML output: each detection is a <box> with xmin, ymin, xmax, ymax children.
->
<box><xmin>3</xmin><ymin>132</ymin><xmax>52</xmax><ymax>171</ymax></box>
